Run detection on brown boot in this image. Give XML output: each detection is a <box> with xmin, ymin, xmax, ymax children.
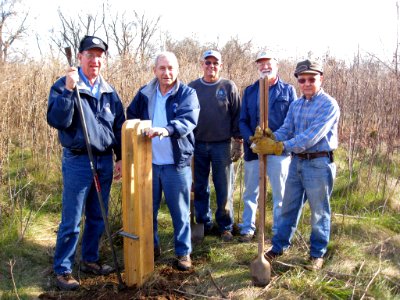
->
<box><xmin>176</xmin><ymin>255</ymin><xmax>192</xmax><ymax>271</ymax></box>
<box><xmin>306</xmin><ymin>257</ymin><xmax>324</xmax><ymax>271</ymax></box>
<box><xmin>56</xmin><ymin>273</ymin><xmax>79</xmax><ymax>290</ymax></box>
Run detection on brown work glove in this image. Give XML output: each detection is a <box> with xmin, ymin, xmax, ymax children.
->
<box><xmin>251</xmin><ymin>137</ymin><xmax>284</xmax><ymax>155</ymax></box>
<box><xmin>249</xmin><ymin>126</ymin><xmax>275</xmax><ymax>144</ymax></box>
<box><xmin>231</xmin><ymin>139</ymin><xmax>243</xmax><ymax>162</ymax></box>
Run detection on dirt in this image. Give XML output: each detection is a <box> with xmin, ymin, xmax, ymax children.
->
<box><xmin>38</xmin><ymin>266</ymin><xmax>199</xmax><ymax>300</ymax></box>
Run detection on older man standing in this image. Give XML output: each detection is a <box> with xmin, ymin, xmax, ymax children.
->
<box><xmin>189</xmin><ymin>50</ymin><xmax>242</xmax><ymax>242</ymax></box>
<box><xmin>127</xmin><ymin>52</ymin><xmax>200</xmax><ymax>271</ymax></box>
<box><xmin>238</xmin><ymin>50</ymin><xmax>296</xmax><ymax>242</ymax></box>
<box><xmin>47</xmin><ymin>35</ymin><xmax>125</xmax><ymax>290</ymax></box>
<box><xmin>251</xmin><ymin>59</ymin><xmax>340</xmax><ymax>271</ymax></box>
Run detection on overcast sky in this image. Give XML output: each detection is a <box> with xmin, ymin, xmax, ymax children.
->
<box><xmin>24</xmin><ymin>0</ymin><xmax>398</xmax><ymax>62</ymax></box>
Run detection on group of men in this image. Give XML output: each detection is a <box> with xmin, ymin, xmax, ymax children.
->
<box><xmin>47</xmin><ymin>35</ymin><xmax>340</xmax><ymax>290</ymax></box>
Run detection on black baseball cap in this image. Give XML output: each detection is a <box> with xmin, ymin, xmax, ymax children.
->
<box><xmin>78</xmin><ymin>36</ymin><xmax>108</xmax><ymax>52</ymax></box>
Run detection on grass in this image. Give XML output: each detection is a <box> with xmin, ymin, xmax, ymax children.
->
<box><xmin>0</xmin><ymin>146</ymin><xmax>400</xmax><ymax>299</ymax></box>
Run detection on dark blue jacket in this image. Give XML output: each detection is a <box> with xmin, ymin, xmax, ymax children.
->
<box><xmin>127</xmin><ymin>78</ymin><xmax>200</xmax><ymax>168</ymax></box>
<box><xmin>47</xmin><ymin>71</ymin><xmax>125</xmax><ymax>160</ymax></box>
<box><xmin>239</xmin><ymin>77</ymin><xmax>297</xmax><ymax>161</ymax></box>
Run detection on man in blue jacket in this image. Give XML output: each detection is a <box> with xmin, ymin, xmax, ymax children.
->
<box><xmin>47</xmin><ymin>36</ymin><xmax>125</xmax><ymax>290</ymax></box>
<box><xmin>239</xmin><ymin>51</ymin><xmax>296</xmax><ymax>242</ymax></box>
<box><xmin>127</xmin><ymin>52</ymin><xmax>200</xmax><ymax>271</ymax></box>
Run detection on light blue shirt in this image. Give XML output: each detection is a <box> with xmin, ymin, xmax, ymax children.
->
<box><xmin>152</xmin><ymin>85</ymin><xmax>175</xmax><ymax>165</ymax></box>
<box><xmin>78</xmin><ymin>69</ymin><xmax>101</xmax><ymax>100</ymax></box>
<box><xmin>274</xmin><ymin>88</ymin><xmax>340</xmax><ymax>154</ymax></box>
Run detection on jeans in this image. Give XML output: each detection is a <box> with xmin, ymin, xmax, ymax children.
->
<box><xmin>53</xmin><ymin>148</ymin><xmax>113</xmax><ymax>275</ymax></box>
<box><xmin>239</xmin><ymin>155</ymin><xmax>291</xmax><ymax>236</ymax></box>
<box><xmin>271</xmin><ymin>156</ymin><xmax>336</xmax><ymax>258</ymax></box>
<box><xmin>194</xmin><ymin>141</ymin><xmax>234</xmax><ymax>233</ymax></box>
<box><xmin>153</xmin><ymin>164</ymin><xmax>192</xmax><ymax>256</ymax></box>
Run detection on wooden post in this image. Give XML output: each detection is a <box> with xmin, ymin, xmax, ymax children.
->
<box><xmin>121</xmin><ymin>119</ymin><xmax>153</xmax><ymax>287</ymax></box>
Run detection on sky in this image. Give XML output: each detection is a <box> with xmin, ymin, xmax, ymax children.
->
<box><xmin>22</xmin><ymin>0</ymin><xmax>398</xmax><ymax>62</ymax></box>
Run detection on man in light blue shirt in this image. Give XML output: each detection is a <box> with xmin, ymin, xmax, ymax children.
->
<box><xmin>127</xmin><ymin>52</ymin><xmax>200</xmax><ymax>271</ymax></box>
<box><xmin>251</xmin><ymin>59</ymin><xmax>340</xmax><ymax>271</ymax></box>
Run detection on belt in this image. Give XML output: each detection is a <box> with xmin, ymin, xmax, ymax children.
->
<box><xmin>70</xmin><ymin>148</ymin><xmax>113</xmax><ymax>156</ymax></box>
<box><xmin>293</xmin><ymin>151</ymin><xmax>333</xmax><ymax>160</ymax></box>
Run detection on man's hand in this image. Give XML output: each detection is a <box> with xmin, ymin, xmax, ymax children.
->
<box><xmin>231</xmin><ymin>139</ymin><xmax>243</xmax><ymax>162</ymax></box>
<box><xmin>251</xmin><ymin>137</ymin><xmax>283</xmax><ymax>155</ymax></box>
<box><xmin>65</xmin><ymin>66</ymin><xmax>79</xmax><ymax>91</ymax></box>
<box><xmin>264</xmin><ymin>128</ymin><xmax>275</xmax><ymax>140</ymax></box>
<box><xmin>113</xmin><ymin>160</ymin><xmax>122</xmax><ymax>180</ymax></box>
<box><xmin>146</xmin><ymin>127</ymin><xmax>169</xmax><ymax>139</ymax></box>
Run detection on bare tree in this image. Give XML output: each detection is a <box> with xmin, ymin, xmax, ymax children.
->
<box><xmin>49</xmin><ymin>7</ymin><xmax>107</xmax><ymax>62</ymax></box>
<box><xmin>108</xmin><ymin>10</ymin><xmax>137</xmax><ymax>57</ymax></box>
<box><xmin>134</xmin><ymin>11</ymin><xmax>160</xmax><ymax>64</ymax></box>
<box><xmin>0</xmin><ymin>0</ymin><xmax>28</xmax><ymax>63</ymax></box>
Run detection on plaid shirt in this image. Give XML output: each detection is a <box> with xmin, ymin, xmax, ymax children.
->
<box><xmin>274</xmin><ymin>88</ymin><xmax>340</xmax><ymax>154</ymax></box>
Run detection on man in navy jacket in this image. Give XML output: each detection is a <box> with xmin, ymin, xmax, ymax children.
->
<box><xmin>127</xmin><ymin>52</ymin><xmax>200</xmax><ymax>271</ymax></box>
<box><xmin>47</xmin><ymin>36</ymin><xmax>125</xmax><ymax>290</ymax></box>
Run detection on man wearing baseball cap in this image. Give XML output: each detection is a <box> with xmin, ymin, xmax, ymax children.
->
<box><xmin>238</xmin><ymin>50</ymin><xmax>296</xmax><ymax>242</ymax></box>
<box><xmin>47</xmin><ymin>35</ymin><xmax>125</xmax><ymax>290</ymax></box>
<box><xmin>189</xmin><ymin>50</ymin><xmax>242</xmax><ymax>242</ymax></box>
<box><xmin>250</xmin><ymin>58</ymin><xmax>340</xmax><ymax>271</ymax></box>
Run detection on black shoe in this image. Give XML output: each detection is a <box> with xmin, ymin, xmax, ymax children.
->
<box><xmin>56</xmin><ymin>273</ymin><xmax>79</xmax><ymax>290</ymax></box>
<box><xmin>264</xmin><ymin>248</ymin><xmax>282</xmax><ymax>262</ymax></box>
<box><xmin>80</xmin><ymin>261</ymin><xmax>114</xmax><ymax>275</ymax></box>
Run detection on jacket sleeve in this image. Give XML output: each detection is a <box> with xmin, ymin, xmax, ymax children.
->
<box><xmin>239</xmin><ymin>86</ymin><xmax>254</xmax><ymax>145</ymax></box>
<box><xmin>47</xmin><ymin>77</ymin><xmax>75</xmax><ymax>130</ymax></box>
<box><xmin>112</xmin><ymin>93</ymin><xmax>126</xmax><ymax>161</ymax></box>
<box><xmin>166</xmin><ymin>88</ymin><xmax>200</xmax><ymax>138</ymax></box>
<box><xmin>230</xmin><ymin>82</ymin><xmax>242</xmax><ymax>139</ymax></box>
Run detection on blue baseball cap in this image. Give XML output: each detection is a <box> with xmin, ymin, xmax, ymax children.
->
<box><xmin>79</xmin><ymin>36</ymin><xmax>108</xmax><ymax>53</ymax></box>
<box><xmin>202</xmin><ymin>50</ymin><xmax>222</xmax><ymax>62</ymax></box>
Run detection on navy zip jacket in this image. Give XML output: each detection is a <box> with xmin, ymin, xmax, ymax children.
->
<box><xmin>239</xmin><ymin>77</ymin><xmax>297</xmax><ymax>161</ymax></box>
<box><xmin>126</xmin><ymin>78</ymin><xmax>200</xmax><ymax>168</ymax></box>
<box><xmin>47</xmin><ymin>70</ymin><xmax>125</xmax><ymax>160</ymax></box>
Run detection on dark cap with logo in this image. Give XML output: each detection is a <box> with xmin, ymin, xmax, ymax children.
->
<box><xmin>78</xmin><ymin>36</ymin><xmax>108</xmax><ymax>53</ymax></box>
<box><xmin>294</xmin><ymin>59</ymin><xmax>323</xmax><ymax>77</ymax></box>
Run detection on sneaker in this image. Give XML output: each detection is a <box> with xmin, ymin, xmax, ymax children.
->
<box><xmin>221</xmin><ymin>231</ymin><xmax>233</xmax><ymax>242</ymax></box>
<box><xmin>80</xmin><ymin>261</ymin><xmax>114</xmax><ymax>275</ymax></box>
<box><xmin>154</xmin><ymin>246</ymin><xmax>161</xmax><ymax>259</ymax></box>
<box><xmin>56</xmin><ymin>273</ymin><xmax>79</xmax><ymax>290</ymax></box>
<box><xmin>306</xmin><ymin>257</ymin><xmax>324</xmax><ymax>271</ymax></box>
<box><xmin>176</xmin><ymin>255</ymin><xmax>192</xmax><ymax>271</ymax></box>
<box><xmin>239</xmin><ymin>233</ymin><xmax>254</xmax><ymax>243</ymax></box>
<box><xmin>264</xmin><ymin>248</ymin><xmax>282</xmax><ymax>262</ymax></box>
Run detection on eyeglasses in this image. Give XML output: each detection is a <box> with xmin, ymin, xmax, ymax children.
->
<box><xmin>297</xmin><ymin>77</ymin><xmax>317</xmax><ymax>84</ymax></box>
<box><xmin>204</xmin><ymin>61</ymin><xmax>219</xmax><ymax>66</ymax></box>
<box><xmin>83</xmin><ymin>53</ymin><xmax>106</xmax><ymax>60</ymax></box>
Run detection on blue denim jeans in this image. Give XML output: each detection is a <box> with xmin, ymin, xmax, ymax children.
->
<box><xmin>194</xmin><ymin>141</ymin><xmax>234</xmax><ymax>233</ymax></box>
<box><xmin>271</xmin><ymin>156</ymin><xmax>336</xmax><ymax>258</ymax></box>
<box><xmin>239</xmin><ymin>155</ymin><xmax>291</xmax><ymax>236</ymax></box>
<box><xmin>53</xmin><ymin>148</ymin><xmax>113</xmax><ymax>275</ymax></box>
<box><xmin>153</xmin><ymin>164</ymin><xmax>192</xmax><ymax>256</ymax></box>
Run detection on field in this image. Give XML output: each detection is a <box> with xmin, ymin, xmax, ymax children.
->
<box><xmin>0</xmin><ymin>43</ymin><xmax>400</xmax><ymax>299</ymax></box>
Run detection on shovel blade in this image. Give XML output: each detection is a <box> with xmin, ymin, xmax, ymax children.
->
<box><xmin>191</xmin><ymin>222</ymin><xmax>204</xmax><ymax>244</ymax></box>
<box><xmin>250</xmin><ymin>255</ymin><xmax>271</xmax><ymax>287</ymax></box>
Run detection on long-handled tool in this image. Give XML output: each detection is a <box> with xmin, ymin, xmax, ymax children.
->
<box><xmin>190</xmin><ymin>157</ymin><xmax>204</xmax><ymax>243</ymax></box>
<box><xmin>250</xmin><ymin>76</ymin><xmax>271</xmax><ymax>287</ymax></box>
<box><xmin>65</xmin><ymin>47</ymin><xmax>125</xmax><ymax>290</ymax></box>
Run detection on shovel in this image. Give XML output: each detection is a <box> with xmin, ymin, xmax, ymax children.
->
<box><xmin>190</xmin><ymin>157</ymin><xmax>204</xmax><ymax>243</ymax></box>
<box><xmin>250</xmin><ymin>76</ymin><xmax>271</xmax><ymax>287</ymax></box>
